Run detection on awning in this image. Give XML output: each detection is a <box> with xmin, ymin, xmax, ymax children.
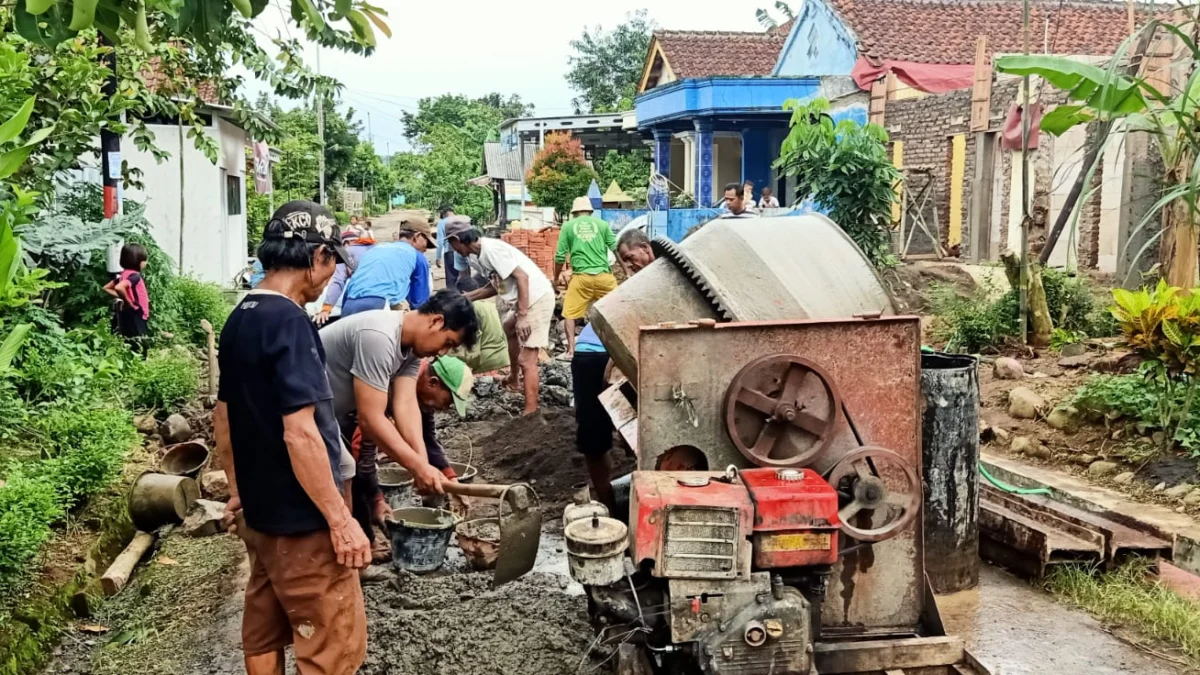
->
<box><xmin>851</xmin><ymin>57</ymin><xmax>974</xmax><ymax>94</ymax></box>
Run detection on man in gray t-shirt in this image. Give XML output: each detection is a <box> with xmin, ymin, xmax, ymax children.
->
<box><xmin>319</xmin><ymin>290</ymin><xmax>479</xmax><ymax>548</ymax></box>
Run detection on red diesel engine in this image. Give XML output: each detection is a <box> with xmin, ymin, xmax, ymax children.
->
<box><xmin>573</xmin><ymin>468</ymin><xmax>839</xmax><ymax>675</ymax></box>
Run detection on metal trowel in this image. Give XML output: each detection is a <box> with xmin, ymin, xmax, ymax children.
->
<box><xmin>443</xmin><ymin>481</ymin><xmax>542</xmax><ymax>586</ymax></box>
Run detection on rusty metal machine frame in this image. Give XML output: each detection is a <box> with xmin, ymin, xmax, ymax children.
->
<box><xmin>636</xmin><ymin>316</ymin><xmax>925</xmax><ymax>633</ymax></box>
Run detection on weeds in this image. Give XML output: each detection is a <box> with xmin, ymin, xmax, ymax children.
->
<box><xmin>1048</xmin><ymin>561</ymin><xmax>1200</xmax><ymax>667</ymax></box>
<box><xmin>930</xmin><ymin>268</ymin><xmax>1110</xmax><ymax>353</ymax></box>
<box><xmin>129</xmin><ymin>349</ymin><xmax>200</xmax><ymax>413</ymax></box>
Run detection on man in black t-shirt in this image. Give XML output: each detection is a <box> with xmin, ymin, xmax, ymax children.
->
<box><xmin>213</xmin><ymin>200</ymin><xmax>370</xmax><ymax>675</ymax></box>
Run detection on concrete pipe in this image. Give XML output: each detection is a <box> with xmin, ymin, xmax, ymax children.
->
<box><xmin>591</xmin><ymin>215</ymin><xmax>896</xmax><ymax>385</ymax></box>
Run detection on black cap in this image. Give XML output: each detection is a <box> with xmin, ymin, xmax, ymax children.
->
<box><xmin>264</xmin><ymin>201</ymin><xmax>354</xmax><ymax>271</ymax></box>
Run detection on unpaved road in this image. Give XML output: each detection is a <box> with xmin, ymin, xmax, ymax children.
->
<box><xmin>37</xmin><ymin>408</ymin><xmax>1184</xmax><ymax>675</ymax></box>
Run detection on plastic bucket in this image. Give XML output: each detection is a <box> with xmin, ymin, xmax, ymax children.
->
<box><xmin>377</xmin><ymin>465</ymin><xmax>414</xmax><ymax>508</ymax></box>
<box><xmin>455</xmin><ymin>517</ymin><xmax>501</xmax><ymax>571</ymax></box>
<box><xmin>160</xmin><ymin>441</ymin><xmax>210</xmax><ymax>479</ymax></box>
<box><xmin>387</xmin><ymin>507</ymin><xmax>459</xmax><ymax>573</ymax></box>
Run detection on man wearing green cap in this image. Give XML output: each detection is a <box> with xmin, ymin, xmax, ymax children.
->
<box><xmin>415</xmin><ymin>356</ymin><xmax>474</xmax><ymax>483</ymax></box>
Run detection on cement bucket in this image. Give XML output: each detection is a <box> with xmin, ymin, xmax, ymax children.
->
<box><xmin>129</xmin><ymin>472</ymin><xmax>199</xmax><ymax>531</ymax></box>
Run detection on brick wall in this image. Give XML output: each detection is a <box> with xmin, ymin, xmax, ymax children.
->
<box><xmin>884</xmin><ymin>79</ymin><xmax>1101</xmax><ymax>266</ymax></box>
<box><xmin>500</xmin><ymin>228</ymin><xmax>560</xmax><ymax>280</ymax></box>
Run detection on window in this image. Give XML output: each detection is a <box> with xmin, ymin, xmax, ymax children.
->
<box><xmin>226</xmin><ymin>174</ymin><xmax>243</xmax><ymax>216</ymax></box>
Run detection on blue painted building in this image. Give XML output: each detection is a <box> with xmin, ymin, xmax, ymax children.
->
<box><xmin>635</xmin><ymin>26</ymin><xmax>867</xmax><ymax>208</ymax></box>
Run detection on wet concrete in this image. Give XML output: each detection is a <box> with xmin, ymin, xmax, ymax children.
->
<box><xmin>938</xmin><ymin>565</ymin><xmax>1181</xmax><ymax>675</ymax></box>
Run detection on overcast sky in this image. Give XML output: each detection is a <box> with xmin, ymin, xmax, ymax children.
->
<box><xmin>250</xmin><ymin>0</ymin><xmax>772</xmax><ymax>154</ymax></box>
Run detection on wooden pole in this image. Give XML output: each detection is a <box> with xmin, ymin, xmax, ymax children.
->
<box><xmin>101</xmin><ymin>531</ymin><xmax>156</xmax><ymax>596</ymax></box>
<box><xmin>1019</xmin><ymin>0</ymin><xmax>1031</xmax><ymax>344</ymax></box>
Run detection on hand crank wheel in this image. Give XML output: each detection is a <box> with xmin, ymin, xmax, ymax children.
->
<box><xmin>827</xmin><ymin>446</ymin><xmax>919</xmax><ymax>543</ymax></box>
<box><xmin>723</xmin><ymin>354</ymin><xmax>842</xmax><ymax>468</ymax></box>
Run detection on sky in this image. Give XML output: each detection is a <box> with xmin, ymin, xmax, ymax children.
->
<box><xmin>249</xmin><ymin>0</ymin><xmax>773</xmax><ymax>155</ymax></box>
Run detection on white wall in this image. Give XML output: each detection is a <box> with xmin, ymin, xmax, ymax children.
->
<box><xmin>122</xmin><ymin>116</ymin><xmax>247</xmax><ymax>286</ymax></box>
<box><xmin>1047</xmin><ymin>124</ymin><xmax>1088</xmax><ymax>270</ymax></box>
<box><xmin>1098</xmin><ymin>121</ymin><xmax>1127</xmax><ymax>274</ymax></box>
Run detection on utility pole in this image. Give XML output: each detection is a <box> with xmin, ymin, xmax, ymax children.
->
<box><xmin>316</xmin><ymin>47</ymin><xmax>326</xmax><ymax>206</ymax></box>
<box><xmin>99</xmin><ymin>34</ymin><xmax>120</xmax><ymax>219</ymax></box>
<box><xmin>368</xmin><ymin>111</ymin><xmax>373</xmax><ymax>146</ymax></box>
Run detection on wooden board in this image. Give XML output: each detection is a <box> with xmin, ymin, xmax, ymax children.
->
<box><xmin>814</xmin><ymin>636</ymin><xmax>965</xmax><ymax>674</ymax></box>
<box><xmin>970</xmin><ymin>36</ymin><xmax>992</xmax><ymax>132</ymax></box>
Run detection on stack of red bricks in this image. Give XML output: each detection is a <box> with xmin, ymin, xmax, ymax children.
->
<box><xmin>501</xmin><ymin>228</ymin><xmax>561</xmax><ymax>280</ymax></box>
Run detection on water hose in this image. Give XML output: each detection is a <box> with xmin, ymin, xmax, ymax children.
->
<box><xmin>979</xmin><ymin>462</ymin><xmax>1053</xmax><ymax>496</ymax></box>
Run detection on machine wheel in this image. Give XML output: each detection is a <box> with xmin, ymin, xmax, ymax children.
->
<box><xmin>827</xmin><ymin>446</ymin><xmax>920</xmax><ymax>543</ymax></box>
<box><xmin>724</xmin><ymin>354</ymin><xmax>842</xmax><ymax>467</ymax></box>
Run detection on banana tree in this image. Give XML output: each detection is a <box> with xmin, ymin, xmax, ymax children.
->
<box><xmin>996</xmin><ymin>12</ymin><xmax>1200</xmax><ymax>288</ymax></box>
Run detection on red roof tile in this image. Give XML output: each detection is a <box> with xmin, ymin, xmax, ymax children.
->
<box><xmin>827</xmin><ymin>0</ymin><xmax>1147</xmax><ymax>64</ymax></box>
<box><xmin>655</xmin><ymin>30</ymin><xmax>788</xmax><ymax>79</ymax></box>
<box><xmin>140</xmin><ymin>56</ymin><xmax>221</xmax><ymax>105</ymax></box>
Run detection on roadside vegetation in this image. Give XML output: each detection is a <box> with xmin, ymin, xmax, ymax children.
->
<box><xmin>1049</xmin><ymin>561</ymin><xmax>1200</xmax><ymax>669</ymax></box>
<box><xmin>930</xmin><ymin>268</ymin><xmax>1115</xmax><ymax>354</ymax></box>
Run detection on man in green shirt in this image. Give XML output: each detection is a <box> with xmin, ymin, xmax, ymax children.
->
<box><xmin>451</xmin><ymin>300</ymin><xmax>509</xmax><ymax>373</ymax></box>
<box><xmin>554</xmin><ymin>197</ymin><xmax>617</xmax><ymax>360</ymax></box>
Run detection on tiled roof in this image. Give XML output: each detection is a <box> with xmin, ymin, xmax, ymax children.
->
<box><xmin>655</xmin><ymin>30</ymin><xmax>788</xmax><ymax>79</ymax></box>
<box><xmin>141</xmin><ymin>56</ymin><xmax>221</xmax><ymax>105</ymax></box>
<box><xmin>827</xmin><ymin>0</ymin><xmax>1146</xmax><ymax>64</ymax></box>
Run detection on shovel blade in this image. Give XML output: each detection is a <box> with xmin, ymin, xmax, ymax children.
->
<box><xmin>494</xmin><ymin>508</ymin><xmax>542</xmax><ymax>586</ymax></box>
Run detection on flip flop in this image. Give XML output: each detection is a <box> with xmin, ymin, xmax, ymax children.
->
<box><xmin>555</xmin><ymin>352</ymin><xmax>574</xmax><ymax>362</ymax></box>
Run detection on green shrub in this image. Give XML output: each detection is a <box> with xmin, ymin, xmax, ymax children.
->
<box><xmin>0</xmin><ymin>405</ymin><xmax>137</xmax><ymax>586</ymax></box>
<box><xmin>167</xmin><ymin>277</ymin><xmax>230</xmax><ymax>346</ymax></box>
<box><xmin>929</xmin><ymin>283</ymin><xmax>1018</xmax><ymax>353</ymax></box>
<box><xmin>36</xmin><ymin>406</ymin><xmax>137</xmax><ymax>504</ymax></box>
<box><xmin>0</xmin><ymin>465</ymin><xmax>63</xmax><ymax>583</ymax></box>
<box><xmin>334</xmin><ymin>210</ymin><xmax>350</xmax><ymax>225</ymax></box>
<box><xmin>14</xmin><ymin>325</ymin><xmax>130</xmax><ymax>404</ymax></box>
<box><xmin>1071</xmin><ymin>373</ymin><xmax>1200</xmax><ymax>453</ymax></box>
<box><xmin>130</xmin><ymin>349</ymin><xmax>200</xmax><ymax>412</ymax></box>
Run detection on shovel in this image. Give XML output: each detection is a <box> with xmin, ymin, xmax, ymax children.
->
<box><xmin>443</xmin><ymin>481</ymin><xmax>542</xmax><ymax>586</ymax></box>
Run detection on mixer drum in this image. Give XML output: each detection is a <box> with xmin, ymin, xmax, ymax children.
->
<box><xmin>590</xmin><ymin>215</ymin><xmax>897</xmax><ymax>385</ymax></box>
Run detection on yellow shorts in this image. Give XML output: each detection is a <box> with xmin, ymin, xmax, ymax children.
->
<box><xmin>562</xmin><ymin>272</ymin><xmax>617</xmax><ymax>319</ymax></box>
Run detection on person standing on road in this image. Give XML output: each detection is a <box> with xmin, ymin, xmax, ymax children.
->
<box><xmin>212</xmin><ymin>200</ymin><xmax>369</xmax><ymax>675</ymax></box>
<box><xmin>340</xmin><ymin>233</ymin><xmax>431</xmax><ymax>317</ymax></box>
<box><xmin>553</xmin><ymin>197</ymin><xmax>617</xmax><ymax>361</ymax></box>
<box><xmin>446</xmin><ymin>219</ymin><xmax>554</xmax><ymax>416</ymax></box>
<box><xmin>434</xmin><ymin>206</ymin><xmax>460</xmax><ymax>290</ymax></box>
<box><xmin>319</xmin><ymin>290</ymin><xmax>479</xmax><ymax>555</ymax></box>
<box><xmin>314</xmin><ymin>230</ymin><xmax>374</xmax><ymax>325</ymax></box>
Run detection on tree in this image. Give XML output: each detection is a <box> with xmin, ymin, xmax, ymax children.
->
<box><xmin>774</xmin><ymin>98</ymin><xmax>899</xmax><ymax>263</ymax></box>
<box><xmin>595</xmin><ymin>149</ymin><xmax>651</xmax><ymax>200</ymax></box>
<box><xmin>394</xmin><ymin>93</ymin><xmax>534</xmax><ymax>225</ymax></box>
<box><xmin>347</xmin><ymin>141</ymin><xmax>396</xmax><ymax>209</ymax></box>
<box><xmin>996</xmin><ymin>16</ymin><xmax>1200</xmax><ymax>289</ymax></box>
<box><xmin>565</xmin><ymin>11</ymin><xmax>655</xmax><ymax>114</ymax></box>
<box><xmin>527</xmin><ymin>132</ymin><xmax>598</xmax><ymax>220</ymax></box>
<box><xmin>401</xmin><ymin>93</ymin><xmax>531</xmax><ymax>144</ymax></box>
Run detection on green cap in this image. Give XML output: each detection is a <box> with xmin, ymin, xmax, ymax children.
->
<box><xmin>432</xmin><ymin>356</ymin><xmax>474</xmax><ymax>417</ymax></box>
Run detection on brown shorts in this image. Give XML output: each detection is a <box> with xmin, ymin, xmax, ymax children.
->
<box><xmin>239</xmin><ymin>522</ymin><xmax>367</xmax><ymax>675</ymax></box>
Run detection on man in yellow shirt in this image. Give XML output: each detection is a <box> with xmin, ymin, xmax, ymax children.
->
<box><xmin>554</xmin><ymin>197</ymin><xmax>617</xmax><ymax>360</ymax></box>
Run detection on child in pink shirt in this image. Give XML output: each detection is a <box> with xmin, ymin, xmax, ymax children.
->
<box><xmin>103</xmin><ymin>243</ymin><xmax>150</xmax><ymax>353</ymax></box>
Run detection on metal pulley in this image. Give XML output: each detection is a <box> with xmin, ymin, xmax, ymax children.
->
<box><xmin>826</xmin><ymin>446</ymin><xmax>920</xmax><ymax>543</ymax></box>
<box><xmin>723</xmin><ymin>354</ymin><xmax>842</xmax><ymax>468</ymax></box>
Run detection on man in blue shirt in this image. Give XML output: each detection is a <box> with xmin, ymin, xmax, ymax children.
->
<box><xmin>340</xmin><ymin>238</ymin><xmax>431</xmax><ymax>316</ymax></box>
<box><xmin>434</xmin><ymin>205</ymin><xmax>459</xmax><ymax>291</ymax></box>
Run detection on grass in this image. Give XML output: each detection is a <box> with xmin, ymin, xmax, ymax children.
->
<box><xmin>1047</xmin><ymin>560</ymin><xmax>1200</xmax><ymax>668</ymax></box>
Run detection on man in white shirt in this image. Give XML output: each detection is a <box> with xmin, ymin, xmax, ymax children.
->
<box><xmin>445</xmin><ymin>218</ymin><xmax>554</xmax><ymax>416</ymax></box>
<box><xmin>720</xmin><ymin>182</ymin><xmax>758</xmax><ymax>219</ymax></box>
<box><xmin>759</xmin><ymin>187</ymin><xmax>780</xmax><ymax>209</ymax></box>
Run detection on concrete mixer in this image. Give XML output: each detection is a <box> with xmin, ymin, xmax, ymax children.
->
<box><xmin>567</xmin><ymin>215</ymin><xmax>990</xmax><ymax>675</ymax></box>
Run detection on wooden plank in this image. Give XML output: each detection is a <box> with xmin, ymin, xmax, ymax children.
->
<box><xmin>970</xmin><ymin>36</ymin><xmax>992</xmax><ymax>132</ymax></box>
<box><xmin>869</xmin><ymin>78</ymin><xmax>887</xmax><ymax>126</ymax></box>
<box><xmin>885</xmin><ymin>670</ymin><xmax>907</xmax><ymax>675</ymax></box>
<box><xmin>814</xmin><ymin>636</ymin><xmax>964</xmax><ymax>674</ymax></box>
<box><xmin>948</xmin><ymin>134</ymin><xmax>966</xmax><ymax>247</ymax></box>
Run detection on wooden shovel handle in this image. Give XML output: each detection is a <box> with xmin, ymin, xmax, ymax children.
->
<box><xmin>441</xmin><ymin>482</ymin><xmax>511</xmax><ymax>499</ymax></box>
